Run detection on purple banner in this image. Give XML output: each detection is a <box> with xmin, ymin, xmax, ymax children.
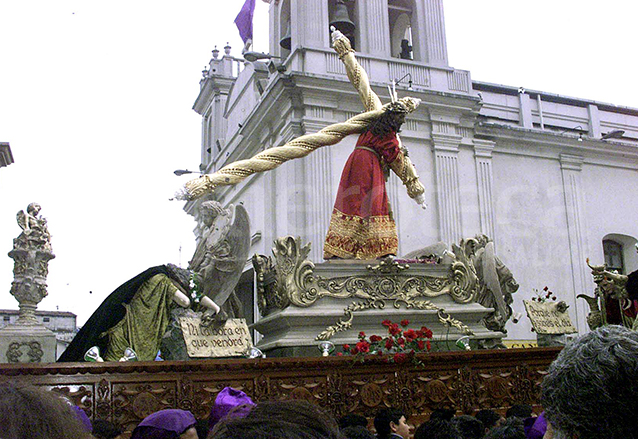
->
<box><xmin>235</xmin><ymin>0</ymin><xmax>256</xmax><ymax>43</ymax></box>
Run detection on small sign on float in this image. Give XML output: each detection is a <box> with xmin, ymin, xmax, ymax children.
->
<box><xmin>523</xmin><ymin>301</ymin><xmax>577</xmax><ymax>335</ymax></box>
<box><xmin>179</xmin><ymin>317</ymin><xmax>252</xmax><ymax>358</ymax></box>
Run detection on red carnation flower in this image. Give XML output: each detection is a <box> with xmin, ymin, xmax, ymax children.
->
<box><xmin>350</xmin><ymin>346</ymin><xmax>359</xmax><ymax>355</ymax></box>
<box><xmin>543</xmin><ymin>286</ymin><xmax>549</xmax><ymax>291</ymax></box>
<box><xmin>389</xmin><ymin>324</ymin><xmax>401</xmax><ymax>336</ymax></box>
<box><xmin>343</xmin><ymin>344</ymin><xmax>350</xmax><ymax>351</ymax></box>
<box><xmin>356</xmin><ymin>341</ymin><xmax>370</xmax><ymax>354</ymax></box>
<box><xmin>385</xmin><ymin>338</ymin><xmax>394</xmax><ymax>350</ymax></box>
<box><xmin>400</xmin><ymin>319</ymin><xmax>410</xmax><ymax>327</ymax></box>
<box><xmin>397</xmin><ymin>337</ymin><xmax>405</xmax><ymax>347</ymax></box>
<box><xmin>421</xmin><ymin>327</ymin><xmax>433</xmax><ymax>339</ymax></box>
<box><xmin>370</xmin><ymin>335</ymin><xmax>383</xmax><ymax>343</ymax></box>
<box><xmin>417</xmin><ymin>340</ymin><xmax>425</xmax><ymax>350</ymax></box>
<box><xmin>358</xmin><ymin>331</ymin><xmax>366</xmax><ymax>339</ymax></box>
<box><xmin>393</xmin><ymin>353</ymin><xmax>407</xmax><ymax>364</ymax></box>
<box><xmin>336</xmin><ymin>352</ymin><xmax>343</xmax><ymax>356</ymax></box>
<box><xmin>404</xmin><ymin>329</ymin><xmax>417</xmax><ymax>341</ymax></box>
<box><xmin>382</xmin><ymin>319</ymin><xmax>392</xmax><ymax>327</ymax></box>
<box><xmin>426</xmin><ymin>340</ymin><xmax>431</xmax><ymax>351</ymax></box>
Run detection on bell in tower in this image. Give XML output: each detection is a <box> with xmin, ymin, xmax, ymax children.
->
<box><xmin>279</xmin><ymin>21</ymin><xmax>291</xmax><ymax>50</ymax></box>
<box><xmin>330</xmin><ymin>0</ymin><xmax>356</xmax><ymax>46</ymax></box>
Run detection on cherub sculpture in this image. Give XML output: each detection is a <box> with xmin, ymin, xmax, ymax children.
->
<box><xmin>15</xmin><ymin>202</ymin><xmax>52</xmax><ymax>251</ymax></box>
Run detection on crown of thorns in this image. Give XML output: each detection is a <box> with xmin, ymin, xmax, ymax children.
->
<box><xmin>385</xmin><ymin>101</ymin><xmax>410</xmax><ymax>114</ymax></box>
<box><xmin>383</xmin><ymin>97</ymin><xmax>419</xmax><ymax>115</ymax></box>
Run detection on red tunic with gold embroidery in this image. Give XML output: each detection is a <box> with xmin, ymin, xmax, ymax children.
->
<box><xmin>323</xmin><ymin>131</ymin><xmax>400</xmax><ymax>259</ymax></box>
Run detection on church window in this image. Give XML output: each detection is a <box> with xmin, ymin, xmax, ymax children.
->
<box><xmin>389</xmin><ymin>0</ymin><xmax>414</xmax><ymax>60</ymax></box>
<box><xmin>603</xmin><ymin>239</ymin><xmax>624</xmax><ymax>273</ymax></box>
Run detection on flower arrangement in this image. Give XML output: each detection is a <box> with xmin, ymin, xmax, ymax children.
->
<box><xmin>531</xmin><ymin>286</ymin><xmax>556</xmax><ymax>303</ymax></box>
<box><xmin>338</xmin><ymin>319</ymin><xmax>433</xmax><ymax>364</ymax></box>
<box><xmin>189</xmin><ymin>272</ymin><xmax>205</xmax><ymax>305</ymax></box>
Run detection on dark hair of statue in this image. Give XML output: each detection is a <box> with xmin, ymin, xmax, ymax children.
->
<box><xmin>365</xmin><ymin>110</ymin><xmax>406</xmax><ymax>137</ymax></box>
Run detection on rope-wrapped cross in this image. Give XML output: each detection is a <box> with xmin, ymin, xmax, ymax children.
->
<box><xmin>178</xmin><ymin>97</ymin><xmax>420</xmax><ymax>201</ymax></box>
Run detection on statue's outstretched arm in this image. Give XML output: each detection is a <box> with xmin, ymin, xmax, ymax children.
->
<box><xmin>331</xmin><ymin>27</ymin><xmax>382</xmax><ymax>112</ymax></box>
<box><xmin>389</xmin><ymin>138</ymin><xmax>426</xmax><ymax>208</ymax></box>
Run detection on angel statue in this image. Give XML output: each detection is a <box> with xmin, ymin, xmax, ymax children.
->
<box><xmin>189</xmin><ymin>200</ymin><xmax>251</xmax><ymax>326</ymax></box>
<box><xmin>15</xmin><ymin>202</ymin><xmax>52</xmax><ymax>251</ymax></box>
<box><xmin>177</xmin><ymin>29</ymin><xmax>426</xmax><ymax>260</ymax></box>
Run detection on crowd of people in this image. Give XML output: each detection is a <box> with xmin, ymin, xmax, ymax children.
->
<box><xmin>1</xmin><ymin>325</ymin><xmax>636</xmax><ymax>439</ymax></box>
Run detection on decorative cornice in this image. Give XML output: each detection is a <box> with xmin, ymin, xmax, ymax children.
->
<box><xmin>559</xmin><ymin>153</ymin><xmax>584</xmax><ymax>171</ymax></box>
<box><xmin>472</xmin><ymin>139</ymin><xmax>495</xmax><ymax>158</ymax></box>
<box><xmin>432</xmin><ymin>133</ymin><xmax>462</xmax><ymax>152</ymax></box>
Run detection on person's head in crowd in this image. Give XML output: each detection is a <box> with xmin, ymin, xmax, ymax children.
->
<box><xmin>131</xmin><ymin>409</ymin><xmax>198</xmax><ymax>439</ymax></box>
<box><xmin>414</xmin><ymin>419</ymin><xmax>462</xmax><ymax>439</ymax></box>
<box><xmin>451</xmin><ymin>415</ymin><xmax>483</xmax><ymax>439</ymax></box>
<box><xmin>0</xmin><ymin>381</ymin><xmax>93</xmax><ymax>439</ymax></box>
<box><xmin>526</xmin><ymin>412</ymin><xmax>547</xmax><ymax>439</ymax></box>
<box><xmin>71</xmin><ymin>405</ymin><xmax>93</xmax><ymax>433</ymax></box>
<box><xmin>338</xmin><ymin>413</ymin><xmax>369</xmax><ymax>430</ymax></box>
<box><xmin>541</xmin><ymin>325</ymin><xmax>638</xmax><ymax>439</ymax></box>
<box><xmin>474</xmin><ymin>409</ymin><xmax>502</xmax><ymax>432</ymax></box>
<box><xmin>374</xmin><ymin>408</ymin><xmax>410</xmax><ymax>439</ymax></box>
<box><xmin>429</xmin><ymin>408</ymin><xmax>455</xmax><ymax>422</ymax></box>
<box><xmin>505</xmin><ymin>404</ymin><xmax>532</xmax><ymax>420</ymax></box>
<box><xmin>194</xmin><ymin>420</ymin><xmax>209</xmax><ymax>439</ymax></box>
<box><xmin>92</xmin><ymin>419</ymin><xmax>123</xmax><ymax>439</ymax></box>
<box><xmin>208</xmin><ymin>399</ymin><xmax>342</xmax><ymax>439</ymax></box>
<box><xmin>208</xmin><ymin>387</ymin><xmax>255</xmax><ymax>430</ymax></box>
<box><xmin>341</xmin><ymin>425</ymin><xmax>375</xmax><ymax>439</ymax></box>
<box><xmin>483</xmin><ymin>417</ymin><xmax>525</xmax><ymax>439</ymax></box>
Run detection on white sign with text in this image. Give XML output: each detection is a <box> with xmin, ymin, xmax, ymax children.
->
<box><xmin>179</xmin><ymin>317</ymin><xmax>252</xmax><ymax>358</ymax></box>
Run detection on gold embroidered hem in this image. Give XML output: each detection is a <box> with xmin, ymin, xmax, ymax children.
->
<box><xmin>323</xmin><ymin>209</ymin><xmax>398</xmax><ymax>259</ymax></box>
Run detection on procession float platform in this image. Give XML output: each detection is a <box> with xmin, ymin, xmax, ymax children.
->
<box><xmin>0</xmin><ymin>347</ymin><xmax>560</xmax><ymax>437</ymax></box>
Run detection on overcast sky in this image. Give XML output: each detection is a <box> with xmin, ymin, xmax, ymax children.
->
<box><xmin>1</xmin><ymin>1</ymin><xmax>636</xmax><ymax>326</ymax></box>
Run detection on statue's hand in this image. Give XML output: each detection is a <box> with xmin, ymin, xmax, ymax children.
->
<box><xmin>414</xmin><ymin>193</ymin><xmax>427</xmax><ymax>210</ymax></box>
<box><xmin>330</xmin><ymin>26</ymin><xmax>345</xmax><ymax>45</ymax></box>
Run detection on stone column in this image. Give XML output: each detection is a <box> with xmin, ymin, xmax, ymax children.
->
<box><xmin>305</xmin><ymin>145</ymin><xmax>333</xmax><ymax>261</ymax></box>
<box><xmin>415</xmin><ymin>0</ymin><xmax>449</xmax><ymax>66</ymax></box>
<box><xmin>0</xmin><ymin>203</ymin><xmax>57</xmax><ymax>363</ymax></box>
<box><xmin>387</xmin><ymin>175</ymin><xmax>402</xmax><ymax>254</ymax></box>
<box><xmin>519</xmin><ymin>92</ymin><xmax>533</xmax><ymax>128</ymax></box>
<box><xmin>473</xmin><ymin>139</ymin><xmax>497</xmax><ymax>242</ymax></box>
<box><xmin>295</xmin><ymin>0</ymin><xmax>329</xmax><ymax>48</ymax></box>
<box><xmin>432</xmin><ymin>132</ymin><xmax>463</xmax><ymax>245</ymax></box>
<box><xmin>560</xmin><ymin>154</ymin><xmax>590</xmax><ymax>333</ymax></box>
<box><xmin>357</xmin><ymin>0</ymin><xmax>391</xmax><ymax>56</ymax></box>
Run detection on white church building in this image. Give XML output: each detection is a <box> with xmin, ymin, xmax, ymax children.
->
<box><xmin>188</xmin><ymin>0</ymin><xmax>638</xmax><ymax>342</ymax></box>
